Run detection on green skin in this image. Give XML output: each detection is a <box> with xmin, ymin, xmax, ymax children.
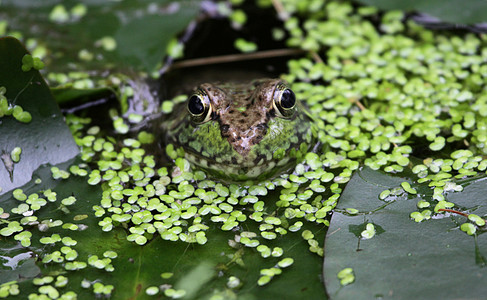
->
<box><xmin>165</xmin><ymin>79</ymin><xmax>315</xmax><ymax>181</ymax></box>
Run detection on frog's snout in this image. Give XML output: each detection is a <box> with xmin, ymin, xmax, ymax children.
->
<box><xmin>222</xmin><ymin>125</ymin><xmax>266</xmax><ymax>156</ymax></box>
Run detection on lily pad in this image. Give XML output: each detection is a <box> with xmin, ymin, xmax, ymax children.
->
<box><xmin>324</xmin><ymin>167</ymin><xmax>487</xmax><ymax>299</ymax></box>
<box><xmin>51</xmin><ymin>86</ymin><xmax>114</xmax><ymax>107</ymax></box>
<box><xmin>0</xmin><ymin>37</ymin><xmax>79</xmax><ymax>195</ymax></box>
<box><xmin>356</xmin><ymin>0</ymin><xmax>487</xmax><ymax>24</ymax></box>
<box><xmin>0</xmin><ymin>0</ymin><xmax>201</xmax><ymax>73</ymax></box>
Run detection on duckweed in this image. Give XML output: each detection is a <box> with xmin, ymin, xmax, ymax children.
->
<box><xmin>146</xmin><ymin>286</ymin><xmax>159</xmax><ymax>295</ymax></box>
<box><xmin>337</xmin><ymin>267</ymin><xmax>355</xmax><ymax>286</ymax></box>
<box><xmin>234</xmin><ymin>38</ymin><xmax>257</xmax><ymax>53</ymax></box>
<box><xmin>164</xmin><ymin>288</ymin><xmax>187</xmax><ymax>299</ymax></box>
<box><xmin>10</xmin><ymin>147</ymin><xmax>21</xmax><ymax>163</ymax></box>
<box><xmin>61</xmin><ymin>196</ymin><xmax>76</xmax><ymax>206</ymax></box>
<box><xmin>12</xmin><ymin>189</ymin><xmax>27</xmax><ymax>201</ymax></box>
<box><xmin>54</xmin><ymin>276</ymin><xmax>68</xmax><ymax>288</ymax></box>
<box><xmin>361</xmin><ymin>223</ymin><xmax>376</xmax><ymax>239</ymax></box>
<box><xmin>277</xmin><ymin>257</ymin><xmax>294</xmax><ymax>268</ymax></box>
<box><xmin>14</xmin><ymin>231</ymin><xmax>32</xmax><ymax>247</ymax></box>
<box><xmin>21</xmin><ymin>54</ymin><xmax>45</xmax><ymax>71</ymax></box>
<box><xmin>468</xmin><ymin>214</ymin><xmax>486</xmax><ymax>227</ymax></box>
<box><xmin>257</xmin><ymin>275</ymin><xmax>271</xmax><ymax>286</ymax></box>
<box><xmin>460</xmin><ymin>223</ymin><xmax>476</xmax><ymax>235</ymax></box>
<box><xmin>51</xmin><ymin>167</ymin><xmax>70</xmax><ymax>180</ymax></box>
<box><xmin>92</xmin><ymin>282</ymin><xmax>114</xmax><ymax>296</ymax></box>
<box><xmin>0</xmin><ymin>221</ymin><xmax>23</xmax><ymax>236</ymax></box>
<box><xmin>401</xmin><ymin>182</ymin><xmax>417</xmax><ymax>195</ymax></box>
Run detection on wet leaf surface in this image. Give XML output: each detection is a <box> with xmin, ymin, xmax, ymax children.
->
<box><xmin>0</xmin><ymin>37</ymin><xmax>79</xmax><ymax>195</ymax></box>
<box><xmin>356</xmin><ymin>0</ymin><xmax>487</xmax><ymax>24</ymax></box>
<box><xmin>1</xmin><ymin>0</ymin><xmax>201</xmax><ymax>73</ymax></box>
<box><xmin>324</xmin><ymin>167</ymin><xmax>487</xmax><ymax>299</ymax></box>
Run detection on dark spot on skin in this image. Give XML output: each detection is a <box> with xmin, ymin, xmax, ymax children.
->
<box><xmin>234</xmin><ymin>145</ymin><xmax>244</xmax><ymax>153</ymax></box>
<box><xmin>242</xmin><ymin>112</ymin><xmax>248</xmax><ymax>117</ymax></box>
<box><xmin>238</xmin><ymin>119</ymin><xmax>246</xmax><ymax>124</ymax></box>
<box><xmin>254</xmin><ymin>154</ymin><xmax>266</xmax><ymax>164</ymax></box>
<box><xmin>251</xmin><ymin>135</ymin><xmax>264</xmax><ymax>145</ymax></box>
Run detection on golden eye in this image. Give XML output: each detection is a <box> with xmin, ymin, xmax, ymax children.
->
<box><xmin>187</xmin><ymin>89</ymin><xmax>212</xmax><ymax>124</ymax></box>
<box><xmin>273</xmin><ymin>83</ymin><xmax>296</xmax><ymax>118</ymax></box>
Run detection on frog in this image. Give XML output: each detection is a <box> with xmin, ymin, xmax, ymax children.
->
<box><xmin>164</xmin><ymin>79</ymin><xmax>315</xmax><ymax>181</ymax></box>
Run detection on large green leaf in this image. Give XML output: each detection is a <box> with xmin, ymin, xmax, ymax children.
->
<box><xmin>323</xmin><ymin>167</ymin><xmax>487</xmax><ymax>299</ymax></box>
<box><xmin>356</xmin><ymin>0</ymin><xmax>487</xmax><ymax>24</ymax></box>
<box><xmin>0</xmin><ymin>37</ymin><xmax>79</xmax><ymax>195</ymax></box>
<box><xmin>0</xmin><ymin>0</ymin><xmax>201</xmax><ymax>73</ymax></box>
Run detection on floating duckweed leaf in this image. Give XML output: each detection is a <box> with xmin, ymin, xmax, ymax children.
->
<box><xmin>103</xmin><ymin>251</ymin><xmax>117</xmax><ymax>259</ymax></box>
<box><xmin>337</xmin><ymin>268</ymin><xmax>355</xmax><ymax>286</ymax></box>
<box><xmin>361</xmin><ymin>223</ymin><xmax>376</xmax><ymax>239</ymax></box>
<box><xmin>460</xmin><ymin>223</ymin><xmax>477</xmax><ymax>235</ymax></box>
<box><xmin>12</xmin><ymin>189</ymin><xmax>27</xmax><ymax>201</ymax></box>
<box><xmin>146</xmin><ymin>286</ymin><xmax>159</xmax><ymax>295</ymax></box>
<box><xmin>14</xmin><ymin>230</ymin><xmax>32</xmax><ymax>247</ymax></box>
<box><xmin>61</xmin><ymin>236</ymin><xmax>77</xmax><ymax>246</ymax></box>
<box><xmin>54</xmin><ymin>276</ymin><xmax>68</xmax><ymax>288</ymax></box>
<box><xmin>401</xmin><ymin>181</ymin><xmax>417</xmax><ymax>194</ymax></box>
<box><xmin>468</xmin><ymin>214</ymin><xmax>486</xmax><ymax>226</ymax></box>
<box><xmin>278</xmin><ymin>257</ymin><xmax>294</xmax><ymax>268</ymax></box>
<box><xmin>234</xmin><ymin>38</ymin><xmax>258</xmax><ymax>53</ymax></box>
<box><xmin>257</xmin><ymin>275</ymin><xmax>271</xmax><ymax>286</ymax></box>
<box><xmin>0</xmin><ymin>221</ymin><xmax>23</xmax><ymax>236</ymax></box>
<box><xmin>161</xmin><ymin>272</ymin><xmax>174</xmax><ymax>279</ymax></box>
<box><xmin>10</xmin><ymin>147</ymin><xmax>22</xmax><ymax>163</ymax></box>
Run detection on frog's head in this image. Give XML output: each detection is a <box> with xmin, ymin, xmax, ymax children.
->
<box><xmin>167</xmin><ymin>79</ymin><xmax>314</xmax><ymax>180</ymax></box>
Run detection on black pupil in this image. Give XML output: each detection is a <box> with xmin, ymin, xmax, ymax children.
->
<box><xmin>188</xmin><ymin>95</ymin><xmax>204</xmax><ymax>115</ymax></box>
<box><xmin>281</xmin><ymin>89</ymin><xmax>296</xmax><ymax>109</ymax></box>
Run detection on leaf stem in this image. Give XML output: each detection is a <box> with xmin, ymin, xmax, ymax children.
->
<box><xmin>169</xmin><ymin>48</ymin><xmax>306</xmax><ymax>70</ymax></box>
<box><xmin>437</xmin><ymin>208</ymin><xmax>469</xmax><ymax>217</ymax></box>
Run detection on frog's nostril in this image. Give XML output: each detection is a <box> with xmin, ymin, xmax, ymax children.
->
<box><xmin>256</xmin><ymin>123</ymin><xmax>268</xmax><ymax>131</ymax></box>
<box><xmin>221</xmin><ymin>124</ymin><xmax>230</xmax><ymax>133</ymax></box>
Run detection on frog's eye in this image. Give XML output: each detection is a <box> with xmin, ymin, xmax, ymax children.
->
<box><xmin>188</xmin><ymin>90</ymin><xmax>212</xmax><ymax>124</ymax></box>
<box><xmin>273</xmin><ymin>83</ymin><xmax>296</xmax><ymax>118</ymax></box>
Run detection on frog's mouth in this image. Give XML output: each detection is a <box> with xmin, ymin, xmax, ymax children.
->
<box><xmin>183</xmin><ymin>151</ymin><xmax>292</xmax><ymax>180</ymax></box>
